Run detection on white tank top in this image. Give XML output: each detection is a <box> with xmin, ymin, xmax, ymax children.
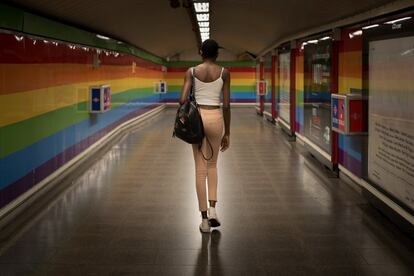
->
<box><xmin>192</xmin><ymin>67</ymin><xmax>224</xmax><ymax>106</ymax></box>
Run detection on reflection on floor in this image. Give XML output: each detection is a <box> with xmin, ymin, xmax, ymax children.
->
<box><xmin>0</xmin><ymin>108</ymin><xmax>413</xmax><ymax>276</ymax></box>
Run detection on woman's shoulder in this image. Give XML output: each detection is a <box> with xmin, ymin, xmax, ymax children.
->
<box><xmin>222</xmin><ymin>67</ymin><xmax>230</xmax><ymax>79</ymax></box>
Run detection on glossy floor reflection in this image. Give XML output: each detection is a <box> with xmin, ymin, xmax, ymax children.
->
<box><xmin>1</xmin><ymin>108</ymin><xmax>414</xmax><ymax>276</ymax></box>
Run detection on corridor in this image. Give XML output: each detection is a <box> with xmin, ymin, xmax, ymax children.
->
<box><xmin>0</xmin><ymin>108</ymin><xmax>413</xmax><ymax>275</ymax></box>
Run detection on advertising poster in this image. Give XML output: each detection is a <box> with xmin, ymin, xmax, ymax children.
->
<box><xmin>368</xmin><ymin>36</ymin><xmax>414</xmax><ymax>210</ymax></box>
<box><xmin>304</xmin><ymin>41</ymin><xmax>332</xmax><ymax>154</ymax></box>
<box><xmin>278</xmin><ymin>52</ymin><xmax>291</xmax><ymax>124</ymax></box>
<box><xmin>90</xmin><ymin>87</ymin><xmax>102</xmax><ymax>112</ymax></box>
<box><xmin>264</xmin><ymin>54</ymin><xmax>273</xmax><ymax>115</ymax></box>
<box><xmin>103</xmin><ymin>86</ymin><xmax>111</xmax><ymax>111</ymax></box>
<box><xmin>256</xmin><ymin>80</ymin><xmax>268</xmax><ymax>96</ymax></box>
<box><xmin>332</xmin><ymin>96</ymin><xmax>346</xmax><ymax>133</ymax></box>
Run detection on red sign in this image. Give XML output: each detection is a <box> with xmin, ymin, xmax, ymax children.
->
<box><xmin>349</xmin><ymin>99</ymin><xmax>365</xmax><ymax>133</ymax></box>
<box><xmin>256</xmin><ymin>80</ymin><xmax>268</xmax><ymax>96</ymax></box>
<box><xmin>332</xmin><ymin>94</ymin><xmax>367</xmax><ymax>135</ymax></box>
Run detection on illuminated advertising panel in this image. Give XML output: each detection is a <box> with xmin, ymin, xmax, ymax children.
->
<box><xmin>278</xmin><ymin>52</ymin><xmax>291</xmax><ymax>124</ymax></box>
<box><xmin>304</xmin><ymin>41</ymin><xmax>332</xmax><ymax>154</ymax></box>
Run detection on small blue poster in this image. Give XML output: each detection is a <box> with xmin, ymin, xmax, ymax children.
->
<box><xmin>91</xmin><ymin>87</ymin><xmax>102</xmax><ymax>112</ymax></box>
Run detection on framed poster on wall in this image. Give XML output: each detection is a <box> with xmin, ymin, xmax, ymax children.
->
<box><xmin>365</xmin><ymin>18</ymin><xmax>414</xmax><ymax>212</ymax></box>
<box><xmin>263</xmin><ymin>53</ymin><xmax>273</xmax><ymax>116</ymax></box>
<box><xmin>278</xmin><ymin>51</ymin><xmax>291</xmax><ymax>125</ymax></box>
<box><xmin>303</xmin><ymin>40</ymin><xmax>332</xmax><ymax>154</ymax></box>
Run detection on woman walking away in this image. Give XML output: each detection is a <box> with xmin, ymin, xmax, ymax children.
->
<box><xmin>179</xmin><ymin>39</ymin><xmax>231</xmax><ymax>233</ymax></box>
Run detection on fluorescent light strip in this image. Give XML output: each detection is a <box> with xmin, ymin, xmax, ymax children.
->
<box><xmin>385</xmin><ymin>17</ymin><xmax>411</xmax><ymax>24</ymax></box>
<box><xmin>362</xmin><ymin>24</ymin><xmax>379</xmax><ymax>30</ymax></box>
<box><xmin>194</xmin><ymin>2</ymin><xmax>209</xmax><ymax>13</ymax></box>
<box><xmin>319</xmin><ymin>36</ymin><xmax>331</xmax><ymax>41</ymax></box>
<box><xmin>199</xmin><ymin>27</ymin><xmax>210</xmax><ymax>33</ymax></box>
<box><xmin>307</xmin><ymin>39</ymin><xmax>318</xmax><ymax>44</ymax></box>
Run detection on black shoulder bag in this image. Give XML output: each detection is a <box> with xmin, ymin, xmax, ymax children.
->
<box><xmin>173</xmin><ymin>68</ymin><xmax>213</xmax><ymax>160</ymax></box>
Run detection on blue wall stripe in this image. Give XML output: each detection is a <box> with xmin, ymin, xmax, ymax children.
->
<box><xmin>0</xmin><ymin>94</ymin><xmax>161</xmax><ymax>189</ymax></box>
<box><xmin>338</xmin><ymin>134</ymin><xmax>362</xmax><ymax>161</ymax></box>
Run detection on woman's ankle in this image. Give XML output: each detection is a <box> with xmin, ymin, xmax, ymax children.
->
<box><xmin>209</xmin><ymin>200</ymin><xmax>217</xmax><ymax>208</ymax></box>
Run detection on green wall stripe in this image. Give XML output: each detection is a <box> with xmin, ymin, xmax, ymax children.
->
<box><xmin>0</xmin><ymin>3</ymin><xmax>259</xmax><ymax>67</ymax></box>
<box><xmin>0</xmin><ymin>4</ymin><xmax>23</xmax><ymax>31</ymax></box>
<box><xmin>231</xmin><ymin>85</ymin><xmax>256</xmax><ymax>92</ymax></box>
<box><xmin>0</xmin><ymin>3</ymin><xmax>166</xmax><ymax>66</ymax></box>
<box><xmin>0</xmin><ymin>87</ymin><xmax>153</xmax><ymax>159</ymax></box>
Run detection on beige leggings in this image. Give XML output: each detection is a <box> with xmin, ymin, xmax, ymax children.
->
<box><xmin>192</xmin><ymin>108</ymin><xmax>224</xmax><ymax>212</ymax></box>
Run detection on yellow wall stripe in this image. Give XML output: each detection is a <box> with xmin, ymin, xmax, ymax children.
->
<box><xmin>0</xmin><ymin>77</ymin><xmax>163</xmax><ymax>127</ymax></box>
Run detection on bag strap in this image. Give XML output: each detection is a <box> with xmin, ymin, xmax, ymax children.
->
<box><xmin>198</xmin><ymin>137</ymin><xmax>214</xmax><ymax>161</ymax></box>
<box><xmin>189</xmin><ymin>67</ymin><xmax>195</xmax><ymax>101</ymax></box>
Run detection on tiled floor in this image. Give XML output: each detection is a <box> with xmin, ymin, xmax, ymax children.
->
<box><xmin>1</xmin><ymin>107</ymin><xmax>414</xmax><ymax>276</ymax></box>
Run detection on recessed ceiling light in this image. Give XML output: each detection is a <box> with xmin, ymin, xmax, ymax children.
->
<box><xmin>14</xmin><ymin>35</ymin><xmax>24</xmax><ymax>41</ymax></box>
<box><xmin>96</xmin><ymin>34</ymin><xmax>110</xmax><ymax>40</ymax></box>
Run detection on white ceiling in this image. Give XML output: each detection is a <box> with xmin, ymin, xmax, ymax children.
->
<box><xmin>5</xmin><ymin>0</ymin><xmax>403</xmax><ymax>60</ymax></box>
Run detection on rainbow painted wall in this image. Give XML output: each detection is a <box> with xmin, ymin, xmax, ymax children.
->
<box><xmin>337</xmin><ymin>29</ymin><xmax>366</xmax><ymax>177</ymax></box>
<box><xmin>263</xmin><ymin>54</ymin><xmax>273</xmax><ymax>114</ymax></box>
<box><xmin>295</xmin><ymin>51</ymin><xmax>304</xmax><ymax>134</ymax></box>
<box><xmin>0</xmin><ymin>3</ymin><xmax>259</xmax><ymax>210</ymax></box>
<box><xmin>162</xmin><ymin>61</ymin><xmax>257</xmax><ymax>103</ymax></box>
<box><xmin>0</xmin><ymin>31</ymin><xmax>166</xmax><ymax>209</ymax></box>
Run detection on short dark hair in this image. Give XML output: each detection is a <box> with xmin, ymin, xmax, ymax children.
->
<box><xmin>201</xmin><ymin>39</ymin><xmax>220</xmax><ymax>59</ymax></box>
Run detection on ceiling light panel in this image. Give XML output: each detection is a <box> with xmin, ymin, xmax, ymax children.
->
<box><xmin>196</xmin><ymin>13</ymin><xmax>209</xmax><ymax>22</ymax></box>
<box><xmin>193</xmin><ymin>1</ymin><xmax>210</xmax><ymax>43</ymax></box>
<box><xmin>198</xmin><ymin>22</ymin><xmax>209</xmax><ymax>27</ymax></box>
<box><xmin>194</xmin><ymin>2</ymin><xmax>209</xmax><ymax>13</ymax></box>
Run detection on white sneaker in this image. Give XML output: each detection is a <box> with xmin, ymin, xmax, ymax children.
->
<box><xmin>208</xmin><ymin>207</ymin><xmax>221</xmax><ymax>227</ymax></box>
<box><xmin>199</xmin><ymin>218</ymin><xmax>210</xmax><ymax>233</ymax></box>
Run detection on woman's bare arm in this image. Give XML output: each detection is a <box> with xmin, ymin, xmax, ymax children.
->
<box><xmin>221</xmin><ymin>68</ymin><xmax>231</xmax><ymax>151</ymax></box>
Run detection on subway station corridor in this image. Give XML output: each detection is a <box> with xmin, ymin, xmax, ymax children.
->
<box><xmin>1</xmin><ymin>108</ymin><xmax>413</xmax><ymax>276</ymax></box>
<box><xmin>1</xmin><ymin>1</ymin><xmax>414</xmax><ymax>275</ymax></box>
